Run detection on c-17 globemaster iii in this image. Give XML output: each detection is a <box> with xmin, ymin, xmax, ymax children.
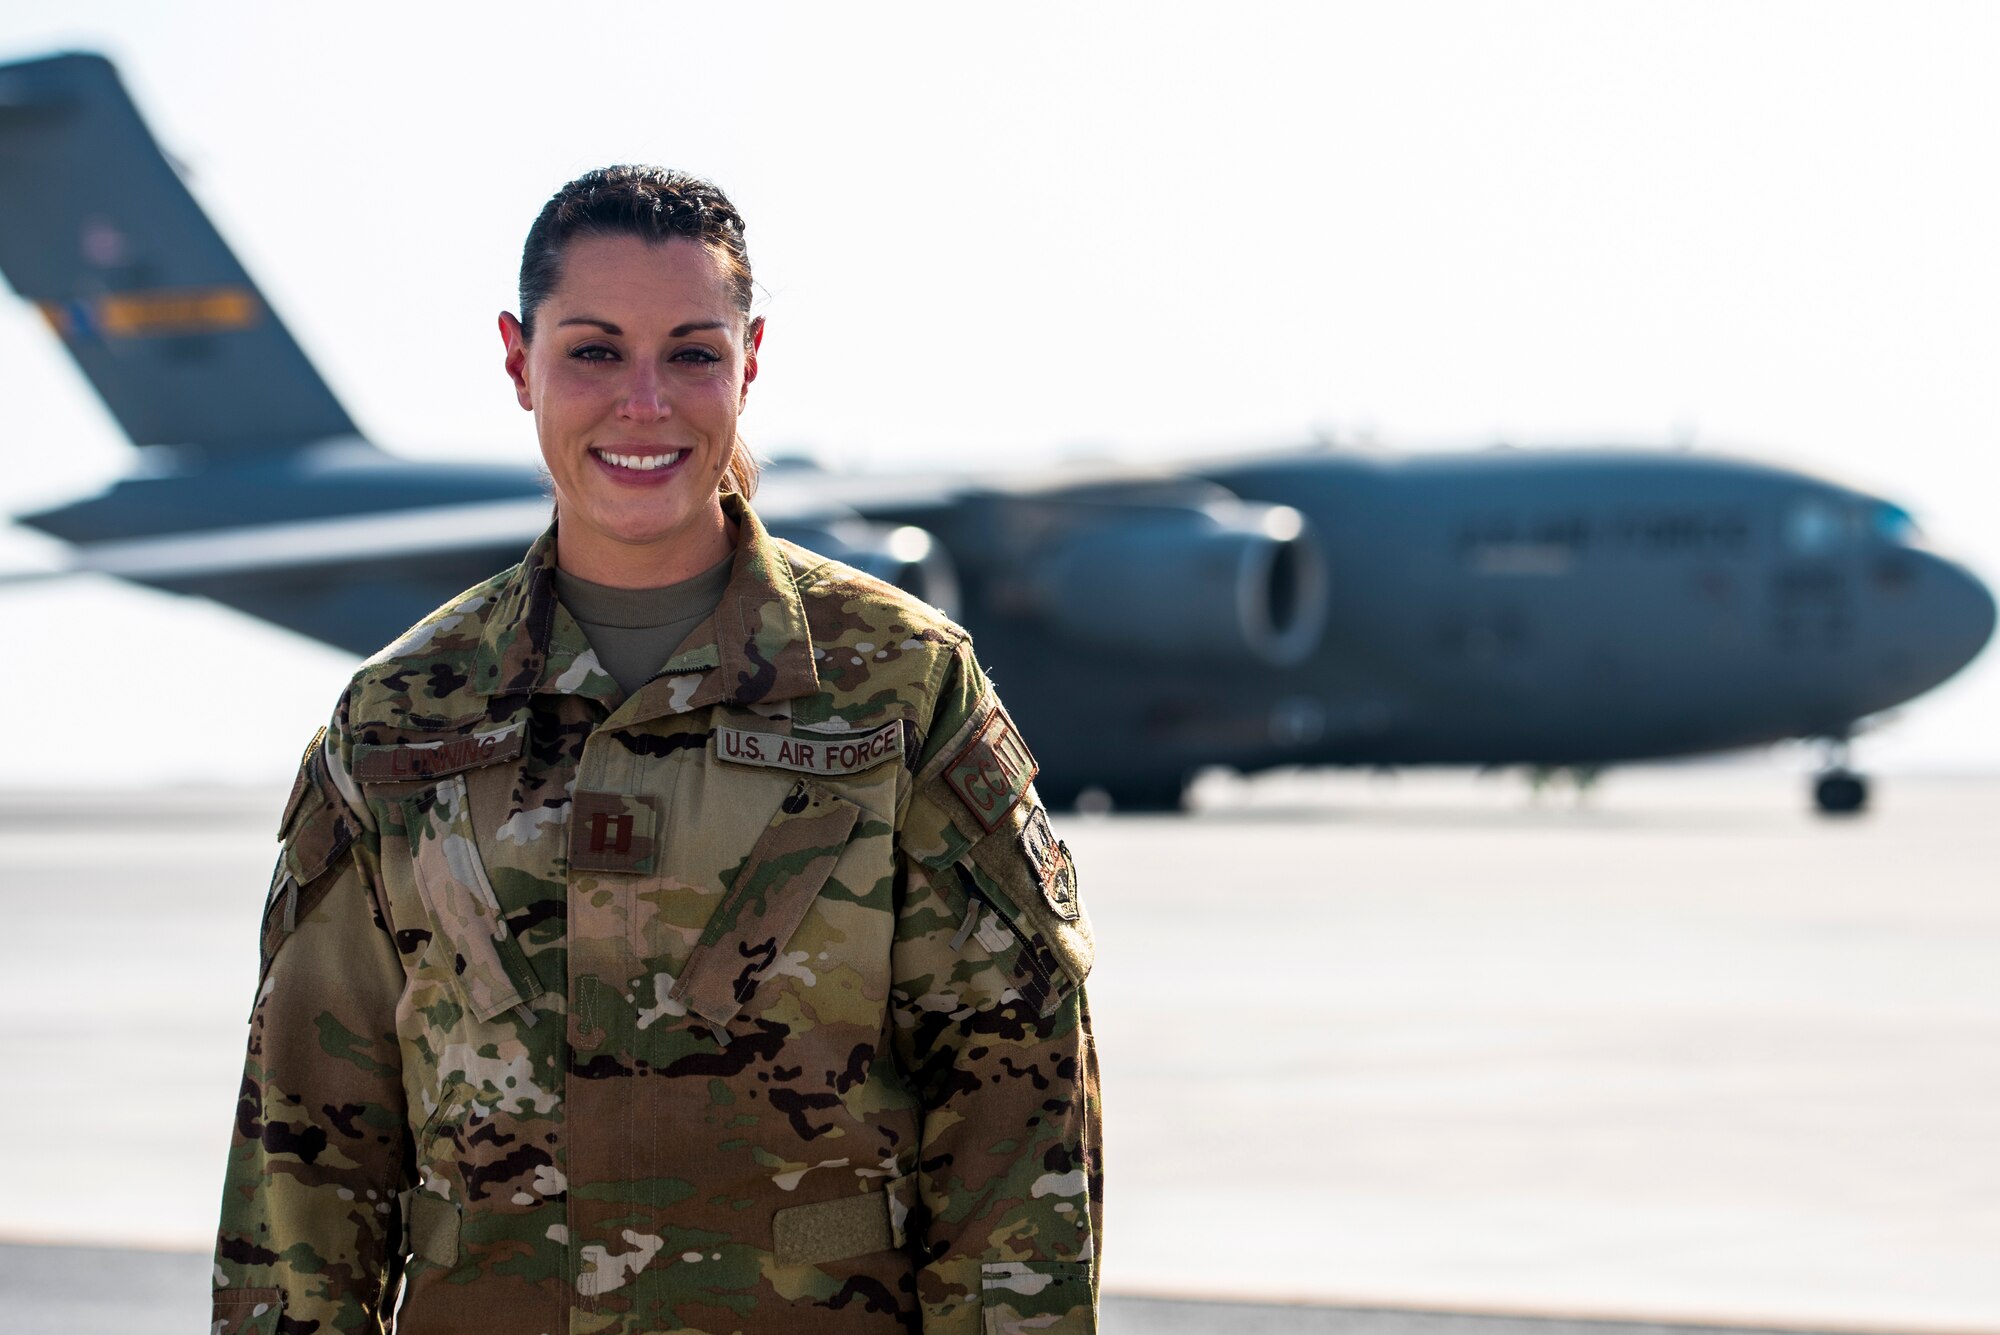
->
<box><xmin>1</xmin><ymin>51</ymin><xmax>1991</xmax><ymax>814</ymax></box>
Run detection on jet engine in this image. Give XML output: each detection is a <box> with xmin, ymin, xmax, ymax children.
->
<box><xmin>768</xmin><ymin>516</ymin><xmax>962</xmax><ymax>619</ymax></box>
<box><xmin>1028</xmin><ymin>500</ymin><xmax>1328</xmax><ymax>665</ymax></box>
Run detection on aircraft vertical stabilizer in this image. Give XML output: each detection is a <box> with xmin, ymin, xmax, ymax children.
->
<box><xmin>0</xmin><ymin>52</ymin><xmax>361</xmax><ymax>459</ymax></box>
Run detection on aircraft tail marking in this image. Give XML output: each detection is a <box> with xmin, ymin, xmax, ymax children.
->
<box><xmin>0</xmin><ymin>52</ymin><xmax>362</xmax><ymax>459</ymax></box>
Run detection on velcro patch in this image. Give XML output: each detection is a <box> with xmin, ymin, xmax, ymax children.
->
<box><xmin>944</xmin><ymin>704</ymin><xmax>1039</xmax><ymax>833</ymax></box>
<box><xmin>1018</xmin><ymin>804</ymin><xmax>1080</xmax><ymax>922</ymax></box>
<box><xmin>352</xmin><ymin>723</ymin><xmax>525</xmax><ymax>783</ymax></box>
<box><xmin>568</xmin><ymin>791</ymin><xmax>660</xmax><ymax>875</ymax></box>
<box><xmin>715</xmin><ymin>720</ymin><xmax>903</xmax><ymax>777</ymax></box>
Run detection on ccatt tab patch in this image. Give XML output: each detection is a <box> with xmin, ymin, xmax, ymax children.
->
<box><xmin>944</xmin><ymin>704</ymin><xmax>1039</xmax><ymax>834</ymax></box>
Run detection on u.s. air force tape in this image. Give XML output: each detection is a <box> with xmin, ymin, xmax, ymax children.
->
<box><xmin>715</xmin><ymin>720</ymin><xmax>904</xmax><ymax>777</ymax></box>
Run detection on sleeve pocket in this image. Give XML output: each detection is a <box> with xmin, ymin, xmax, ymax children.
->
<box><xmin>257</xmin><ymin>759</ymin><xmax>361</xmax><ymax>982</ymax></box>
<box><xmin>980</xmin><ymin>1260</ymin><xmax>1094</xmax><ymax>1332</ymax></box>
<box><xmin>407</xmin><ymin>774</ymin><xmax>545</xmax><ymax>1024</ymax></box>
<box><xmin>212</xmin><ymin>1288</ymin><xmax>284</xmax><ymax>1335</ymax></box>
<box><xmin>958</xmin><ymin>799</ymin><xmax>1094</xmax><ymax>1018</ymax></box>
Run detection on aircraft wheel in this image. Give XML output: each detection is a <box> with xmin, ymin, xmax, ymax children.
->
<box><xmin>1813</xmin><ymin>770</ymin><xmax>1869</xmax><ymax>816</ymax></box>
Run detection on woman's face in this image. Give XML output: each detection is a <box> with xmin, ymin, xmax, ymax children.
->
<box><xmin>501</xmin><ymin>234</ymin><xmax>760</xmax><ymax>585</ymax></box>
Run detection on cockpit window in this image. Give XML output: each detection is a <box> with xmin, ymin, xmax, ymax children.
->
<box><xmin>1784</xmin><ymin>496</ymin><xmax>1922</xmax><ymax>553</ymax></box>
<box><xmin>1870</xmin><ymin>502</ymin><xmax>1921</xmax><ymax>546</ymax></box>
<box><xmin>1783</xmin><ymin>497</ymin><xmax>1845</xmax><ymax>553</ymax></box>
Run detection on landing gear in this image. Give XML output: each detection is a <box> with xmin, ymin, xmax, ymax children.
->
<box><xmin>1811</xmin><ymin>738</ymin><xmax>1870</xmax><ymax>816</ymax></box>
<box><xmin>1813</xmin><ymin>769</ymin><xmax>1869</xmax><ymax>815</ymax></box>
<box><xmin>1526</xmin><ymin>764</ymin><xmax>1602</xmax><ymax>806</ymax></box>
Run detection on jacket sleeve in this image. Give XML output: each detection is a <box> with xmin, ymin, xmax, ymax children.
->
<box><xmin>213</xmin><ymin>695</ymin><xmax>409</xmax><ymax>1335</ymax></box>
<box><xmin>892</xmin><ymin>640</ymin><xmax>1102</xmax><ymax>1332</ymax></box>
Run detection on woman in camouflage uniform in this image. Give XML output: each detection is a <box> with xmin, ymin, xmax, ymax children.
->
<box><xmin>213</xmin><ymin>167</ymin><xmax>1100</xmax><ymax>1334</ymax></box>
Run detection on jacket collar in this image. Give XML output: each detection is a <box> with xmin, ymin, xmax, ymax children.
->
<box><xmin>473</xmin><ymin>493</ymin><xmax>820</xmax><ymax>714</ymax></box>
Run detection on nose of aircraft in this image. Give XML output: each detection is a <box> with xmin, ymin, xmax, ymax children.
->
<box><xmin>1873</xmin><ymin>550</ymin><xmax>1996</xmax><ymax>704</ymax></box>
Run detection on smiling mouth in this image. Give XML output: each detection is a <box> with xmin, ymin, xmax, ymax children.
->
<box><xmin>591</xmin><ymin>448</ymin><xmax>687</xmax><ymax>472</ymax></box>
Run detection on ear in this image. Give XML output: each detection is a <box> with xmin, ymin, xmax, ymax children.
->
<box><xmin>499</xmin><ymin>311</ymin><xmax>533</xmax><ymax>411</ymax></box>
<box><xmin>740</xmin><ymin>316</ymin><xmax>765</xmax><ymax>402</ymax></box>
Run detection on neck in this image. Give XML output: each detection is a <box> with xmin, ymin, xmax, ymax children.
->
<box><xmin>552</xmin><ymin>503</ymin><xmax>736</xmax><ymax>588</ymax></box>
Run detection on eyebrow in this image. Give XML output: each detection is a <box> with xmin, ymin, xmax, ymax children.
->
<box><xmin>555</xmin><ymin>317</ymin><xmax>730</xmax><ymax>337</ymax></box>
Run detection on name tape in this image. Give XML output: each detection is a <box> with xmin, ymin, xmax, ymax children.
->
<box><xmin>352</xmin><ymin>724</ymin><xmax>525</xmax><ymax>783</ymax></box>
<box><xmin>715</xmin><ymin>721</ymin><xmax>903</xmax><ymax>777</ymax></box>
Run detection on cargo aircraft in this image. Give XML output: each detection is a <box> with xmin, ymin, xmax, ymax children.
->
<box><xmin>2</xmin><ymin>52</ymin><xmax>1991</xmax><ymax>813</ymax></box>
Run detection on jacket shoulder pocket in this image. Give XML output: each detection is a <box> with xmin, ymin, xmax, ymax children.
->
<box><xmin>259</xmin><ymin>739</ymin><xmax>361</xmax><ymax>976</ymax></box>
<box><xmin>956</xmin><ymin>796</ymin><xmax>1093</xmax><ymax>1018</ymax></box>
<box><xmin>910</xmin><ymin>698</ymin><xmax>1092</xmax><ymax>1017</ymax></box>
<box><xmin>406</xmin><ymin>773</ymin><xmax>545</xmax><ymax>1024</ymax></box>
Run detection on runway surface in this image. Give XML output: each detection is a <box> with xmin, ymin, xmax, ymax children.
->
<box><xmin>1</xmin><ymin>767</ymin><xmax>1994</xmax><ymax>1332</ymax></box>
<box><xmin>0</xmin><ymin>1241</ymin><xmax>1907</xmax><ymax>1335</ymax></box>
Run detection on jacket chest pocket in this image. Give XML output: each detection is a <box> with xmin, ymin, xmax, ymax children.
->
<box><xmin>356</xmin><ymin>717</ymin><xmax>551</xmax><ymax>1027</ymax></box>
<box><xmin>405</xmin><ymin>773</ymin><xmax>546</xmax><ymax>1026</ymax></box>
<box><xmin>669</xmin><ymin>776</ymin><xmax>864</xmax><ymax>1032</ymax></box>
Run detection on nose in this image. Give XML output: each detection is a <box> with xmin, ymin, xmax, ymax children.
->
<box><xmin>617</xmin><ymin>364</ymin><xmax>671</xmax><ymax>421</ymax></box>
<box><xmin>1866</xmin><ymin>550</ymin><xmax>1996</xmax><ymax>705</ymax></box>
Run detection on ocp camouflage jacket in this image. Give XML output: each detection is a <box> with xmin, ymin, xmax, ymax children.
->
<box><xmin>213</xmin><ymin>496</ymin><xmax>1101</xmax><ymax>1334</ymax></box>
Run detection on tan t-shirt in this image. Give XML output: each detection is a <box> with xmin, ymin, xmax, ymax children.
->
<box><xmin>553</xmin><ymin>553</ymin><xmax>735</xmax><ymax>698</ymax></box>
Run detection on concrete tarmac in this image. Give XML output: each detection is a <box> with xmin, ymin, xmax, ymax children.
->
<box><xmin>0</xmin><ymin>1241</ymin><xmax>1897</xmax><ymax>1335</ymax></box>
<box><xmin>0</xmin><ymin>768</ymin><xmax>1994</xmax><ymax>1332</ymax></box>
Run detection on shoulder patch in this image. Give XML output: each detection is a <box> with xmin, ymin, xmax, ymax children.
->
<box><xmin>943</xmin><ymin>703</ymin><xmax>1039</xmax><ymax>834</ymax></box>
<box><xmin>1018</xmin><ymin>804</ymin><xmax>1080</xmax><ymax>922</ymax></box>
<box><xmin>958</xmin><ymin>795</ymin><xmax>1093</xmax><ymax>1015</ymax></box>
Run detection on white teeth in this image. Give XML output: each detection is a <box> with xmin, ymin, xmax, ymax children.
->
<box><xmin>597</xmin><ymin>450</ymin><xmax>684</xmax><ymax>471</ymax></box>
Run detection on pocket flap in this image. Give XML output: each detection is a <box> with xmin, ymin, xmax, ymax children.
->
<box><xmin>212</xmin><ymin>1288</ymin><xmax>284</xmax><ymax>1335</ymax></box>
<box><xmin>277</xmin><ymin>725</ymin><xmax>330</xmax><ymax>835</ymax></box>
<box><xmin>408</xmin><ymin>774</ymin><xmax>545</xmax><ymax>1024</ymax></box>
<box><xmin>980</xmin><ymin>1260</ymin><xmax>1094</xmax><ymax>1329</ymax></box>
<box><xmin>960</xmin><ymin>798</ymin><xmax>1093</xmax><ymax>1017</ymax></box>
<box><xmin>772</xmin><ymin>1178</ymin><xmax>908</xmax><ymax>1266</ymax></box>
<box><xmin>671</xmin><ymin>778</ymin><xmax>860</xmax><ymax>1028</ymax></box>
<box><xmin>279</xmin><ymin>780</ymin><xmax>357</xmax><ymax>890</ymax></box>
<box><xmin>258</xmin><ymin>752</ymin><xmax>361</xmax><ymax>979</ymax></box>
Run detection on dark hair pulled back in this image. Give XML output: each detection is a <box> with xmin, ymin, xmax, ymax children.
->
<box><xmin>518</xmin><ymin>165</ymin><xmax>760</xmax><ymax>496</ymax></box>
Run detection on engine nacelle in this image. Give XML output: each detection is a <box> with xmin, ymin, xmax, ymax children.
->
<box><xmin>1030</xmin><ymin>501</ymin><xmax>1327</xmax><ymax>665</ymax></box>
<box><xmin>771</xmin><ymin>517</ymin><xmax>961</xmax><ymax>619</ymax></box>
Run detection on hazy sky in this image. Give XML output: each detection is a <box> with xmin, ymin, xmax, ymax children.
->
<box><xmin>2</xmin><ymin>2</ymin><xmax>1995</xmax><ymax>786</ymax></box>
